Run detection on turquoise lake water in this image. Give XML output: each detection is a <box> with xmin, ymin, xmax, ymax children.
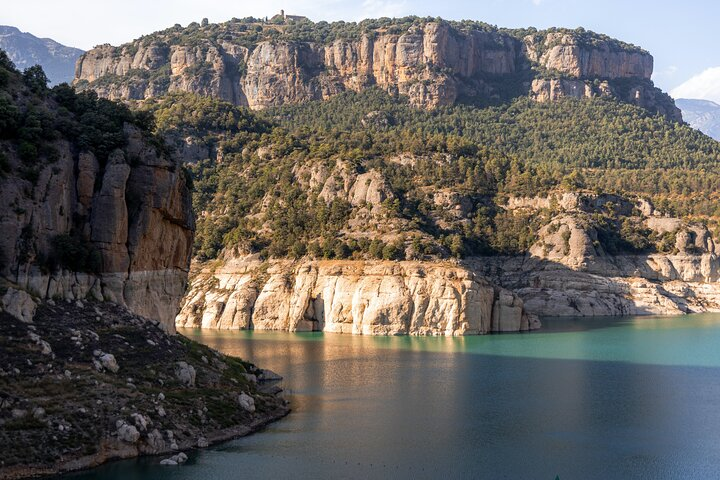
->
<box><xmin>62</xmin><ymin>314</ymin><xmax>720</xmax><ymax>479</ymax></box>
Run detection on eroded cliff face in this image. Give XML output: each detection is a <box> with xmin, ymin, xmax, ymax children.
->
<box><xmin>474</xmin><ymin>193</ymin><xmax>720</xmax><ymax>316</ymax></box>
<box><xmin>74</xmin><ymin>23</ymin><xmax>518</xmax><ymax>109</ymax></box>
<box><xmin>0</xmin><ymin>125</ymin><xmax>195</xmax><ymax>332</ymax></box>
<box><xmin>519</xmin><ymin>32</ymin><xmax>680</xmax><ymax>119</ymax></box>
<box><xmin>176</xmin><ymin>257</ymin><xmax>540</xmax><ymax>335</ymax></box>
<box><xmin>523</xmin><ymin>32</ymin><xmax>653</xmax><ymax>79</ymax></box>
<box><xmin>73</xmin><ymin>20</ymin><xmax>679</xmax><ymax>118</ymax></box>
<box><xmin>179</xmin><ymin>189</ymin><xmax>720</xmax><ymax>331</ymax></box>
<box><xmin>476</xmin><ymin>254</ymin><xmax>720</xmax><ymax>317</ymax></box>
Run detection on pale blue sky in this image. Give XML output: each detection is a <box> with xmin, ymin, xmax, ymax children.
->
<box><xmin>3</xmin><ymin>0</ymin><xmax>718</xmax><ymax>96</ymax></box>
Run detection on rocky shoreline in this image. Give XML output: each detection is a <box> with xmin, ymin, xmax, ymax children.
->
<box><xmin>0</xmin><ymin>299</ymin><xmax>290</xmax><ymax>480</ymax></box>
<box><xmin>178</xmin><ymin>249</ymin><xmax>720</xmax><ymax>336</ymax></box>
<box><xmin>0</xmin><ymin>411</ymin><xmax>290</xmax><ymax>479</ymax></box>
<box><xmin>0</xmin><ymin>57</ymin><xmax>291</xmax><ymax>480</ymax></box>
<box><xmin>176</xmin><ymin>257</ymin><xmax>541</xmax><ymax>335</ymax></box>
<box><xmin>175</xmin><ymin>191</ymin><xmax>720</xmax><ymax>334</ymax></box>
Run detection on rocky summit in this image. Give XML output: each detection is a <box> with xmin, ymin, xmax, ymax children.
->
<box><xmin>72</xmin><ymin>17</ymin><xmax>680</xmax><ymax>119</ymax></box>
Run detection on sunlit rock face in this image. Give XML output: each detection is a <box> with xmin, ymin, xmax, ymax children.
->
<box><xmin>73</xmin><ymin>20</ymin><xmax>679</xmax><ymax>119</ymax></box>
<box><xmin>523</xmin><ymin>32</ymin><xmax>653</xmax><ymax>79</ymax></box>
<box><xmin>179</xmin><ymin>191</ymin><xmax>720</xmax><ymax>332</ymax></box>
<box><xmin>176</xmin><ymin>257</ymin><xmax>539</xmax><ymax>335</ymax></box>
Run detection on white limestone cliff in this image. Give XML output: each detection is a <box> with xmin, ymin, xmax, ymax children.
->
<box><xmin>176</xmin><ymin>257</ymin><xmax>540</xmax><ymax>335</ymax></box>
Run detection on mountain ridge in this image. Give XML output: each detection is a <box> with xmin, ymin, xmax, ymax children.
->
<box><xmin>0</xmin><ymin>25</ymin><xmax>83</xmax><ymax>85</ymax></box>
<box><xmin>676</xmin><ymin>98</ymin><xmax>720</xmax><ymax>140</ymax></box>
<box><xmin>72</xmin><ymin>16</ymin><xmax>680</xmax><ymax>120</ymax></box>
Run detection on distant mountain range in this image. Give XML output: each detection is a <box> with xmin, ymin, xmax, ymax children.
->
<box><xmin>0</xmin><ymin>25</ymin><xmax>83</xmax><ymax>85</ymax></box>
<box><xmin>676</xmin><ymin>98</ymin><xmax>720</xmax><ymax>140</ymax></box>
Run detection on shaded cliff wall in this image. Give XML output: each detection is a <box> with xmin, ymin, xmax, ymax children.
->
<box><xmin>0</xmin><ymin>125</ymin><xmax>195</xmax><ymax>332</ymax></box>
<box><xmin>473</xmin><ymin>254</ymin><xmax>720</xmax><ymax>318</ymax></box>
<box><xmin>472</xmin><ymin>193</ymin><xmax>720</xmax><ymax>317</ymax></box>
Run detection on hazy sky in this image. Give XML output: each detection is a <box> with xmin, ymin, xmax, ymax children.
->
<box><xmin>3</xmin><ymin>0</ymin><xmax>718</xmax><ymax>97</ymax></box>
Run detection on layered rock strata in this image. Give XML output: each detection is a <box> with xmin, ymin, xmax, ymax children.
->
<box><xmin>73</xmin><ymin>21</ymin><xmax>680</xmax><ymax>119</ymax></box>
<box><xmin>474</xmin><ymin>193</ymin><xmax>720</xmax><ymax>316</ymax></box>
<box><xmin>476</xmin><ymin>255</ymin><xmax>720</xmax><ymax>317</ymax></box>
<box><xmin>180</xmin><ymin>191</ymin><xmax>720</xmax><ymax>329</ymax></box>
<box><xmin>176</xmin><ymin>257</ymin><xmax>540</xmax><ymax>335</ymax></box>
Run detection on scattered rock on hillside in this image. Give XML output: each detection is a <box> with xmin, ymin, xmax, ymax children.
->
<box><xmin>0</xmin><ymin>300</ymin><xmax>289</xmax><ymax>479</ymax></box>
<box><xmin>1</xmin><ymin>288</ymin><xmax>37</xmax><ymax>323</ymax></box>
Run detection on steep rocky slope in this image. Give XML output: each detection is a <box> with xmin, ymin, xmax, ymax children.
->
<box><xmin>0</xmin><ymin>54</ymin><xmax>193</xmax><ymax>332</ymax></box>
<box><xmin>0</xmin><ymin>52</ymin><xmax>289</xmax><ymax>478</ymax></box>
<box><xmin>0</xmin><ymin>25</ymin><xmax>83</xmax><ymax>85</ymax></box>
<box><xmin>73</xmin><ymin>17</ymin><xmax>680</xmax><ymax>119</ymax></box>
<box><xmin>1</xmin><ymin>126</ymin><xmax>194</xmax><ymax>332</ymax></box>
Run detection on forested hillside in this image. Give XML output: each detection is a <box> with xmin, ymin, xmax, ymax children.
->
<box><xmin>143</xmin><ymin>90</ymin><xmax>720</xmax><ymax>262</ymax></box>
<box><xmin>5</xmin><ymin>13</ymin><xmax>714</xmax><ymax>267</ymax></box>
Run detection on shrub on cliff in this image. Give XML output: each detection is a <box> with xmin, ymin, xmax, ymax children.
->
<box><xmin>22</xmin><ymin>65</ymin><xmax>49</xmax><ymax>95</ymax></box>
<box><xmin>46</xmin><ymin>234</ymin><xmax>102</xmax><ymax>273</ymax></box>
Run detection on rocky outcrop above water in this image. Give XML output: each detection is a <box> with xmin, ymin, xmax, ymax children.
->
<box><xmin>180</xmin><ymin>191</ymin><xmax>720</xmax><ymax>329</ymax></box>
<box><xmin>0</xmin><ymin>123</ymin><xmax>194</xmax><ymax>332</ymax></box>
<box><xmin>476</xmin><ymin>254</ymin><xmax>720</xmax><ymax>317</ymax></box>
<box><xmin>73</xmin><ymin>19</ymin><xmax>678</xmax><ymax>118</ymax></box>
<box><xmin>176</xmin><ymin>257</ymin><xmax>540</xmax><ymax>335</ymax></box>
<box><xmin>180</xmin><ymin>251</ymin><xmax>720</xmax><ymax>333</ymax></box>
<box><xmin>474</xmin><ymin>193</ymin><xmax>720</xmax><ymax>316</ymax></box>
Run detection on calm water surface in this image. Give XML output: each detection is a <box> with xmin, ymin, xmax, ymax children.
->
<box><xmin>62</xmin><ymin>314</ymin><xmax>720</xmax><ymax>479</ymax></box>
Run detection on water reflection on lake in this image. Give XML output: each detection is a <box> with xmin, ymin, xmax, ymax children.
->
<box><xmin>62</xmin><ymin>314</ymin><xmax>720</xmax><ymax>479</ymax></box>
